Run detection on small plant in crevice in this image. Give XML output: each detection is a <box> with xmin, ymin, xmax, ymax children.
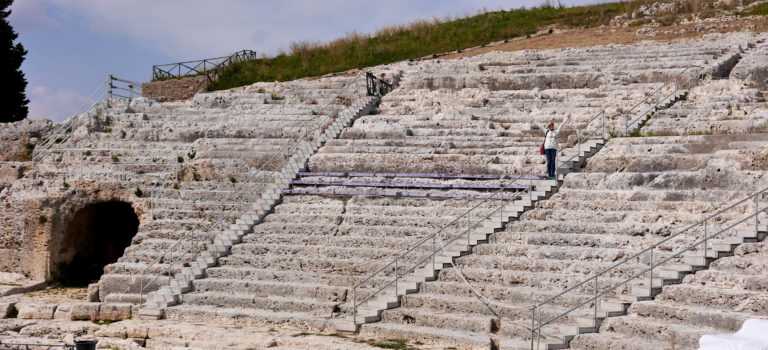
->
<box><xmin>83</xmin><ymin>150</ymin><xmax>92</xmax><ymax>156</ymax></box>
<box><xmin>173</xmin><ymin>183</ymin><xmax>180</xmax><ymax>190</ymax></box>
<box><xmin>270</xmin><ymin>92</ymin><xmax>284</xmax><ymax>100</ymax></box>
<box><xmin>229</xmin><ymin>176</ymin><xmax>237</xmax><ymax>184</ymax></box>
<box><xmin>111</xmin><ymin>155</ymin><xmax>119</xmax><ymax>163</ymax></box>
<box><xmin>134</xmin><ymin>187</ymin><xmax>143</xmax><ymax>197</ymax></box>
<box><xmin>193</xmin><ymin>172</ymin><xmax>201</xmax><ymax>181</ymax></box>
<box><xmin>120</xmin><ymin>130</ymin><xmax>126</xmax><ymax>138</ymax></box>
<box><xmin>177</xmin><ymin>156</ymin><xmax>184</xmax><ymax>164</ymax></box>
<box><xmin>187</xmin><ymin>149</ymin><xmax>196</xmax><ymax>160</ymax></box>
<box><xmin>38</xmin><ymin>215</ymin><xmax>48</xmax><ymax>225</ymax></box>
<box><xmin>62</xmin><ymin>180</ymin><xmax>69</xmax><ymax>189</ymax></box>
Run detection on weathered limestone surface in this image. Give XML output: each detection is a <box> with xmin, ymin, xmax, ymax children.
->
<box><xmin>15</xmin><ymin>302</ymin><xmax>56</xmax><ymax>319</ymax></box>
<box><xmin>730</xmin><ymin>43</ymin><xmax>768</xmax><ymax>90</ymax></box>
<box><xmin>1</xmin><ymin>26</ymin><xmax>768</xmax><ymax>350</ymax></box>
<box><xmin>141</xmin><ymin>76</ymin><xmax>209</xmax><ymax>102</ymax></box>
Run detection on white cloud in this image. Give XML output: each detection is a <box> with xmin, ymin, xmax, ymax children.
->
<box><xmin>27</xmin><ymin>86</ymin><xmax>87</xmax><ymax>122</ymax></box>
<box><xmin>9</xmin><ymin>0</ymin><xmax>60</xmax><ymax>33</ymax></box>
<box><xmin>39</xmin><ymin>0</ymin><xmax>596</xmax><ymax>60</ymax></box>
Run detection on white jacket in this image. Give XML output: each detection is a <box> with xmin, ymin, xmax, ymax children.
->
<box><xmin>534</xmin><ymin>117</ymin><xmax>569</xmax><ymax>150</ymax></box>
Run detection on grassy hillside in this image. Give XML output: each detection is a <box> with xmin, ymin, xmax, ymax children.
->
<box><xmin>207</xmin><ymin>0</ymin><xmax>762</xmax><ymax>90</ymax></box>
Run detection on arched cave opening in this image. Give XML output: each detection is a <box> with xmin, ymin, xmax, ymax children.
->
<box><xmin>55</xmin><ymin>201</ymin><xmax>139</xmax><ymax>286</ymax></box>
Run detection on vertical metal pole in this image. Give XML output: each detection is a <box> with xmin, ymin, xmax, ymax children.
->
<box><xmin>107</xmin><ymin>75</ymin><xmax>113</xmax><ymax>99</ymax></box>
<box><xmin>704</xmin><ymin>221</ymin><xmax>708</xmax><ymax>258</ymax></box>
<box><xmin>500</xmin><ymin>183</ymin><xmax>504</xmax><ymax>223</ymax></box>
<box><xmin>536</xmin><ymin>306</ymin><xmax>541</xmax><ymax>348</ymax></box>
<box><xmin>649</xmin><ymin>247</ymin><xmax>654</xmax><ymax>296</ymax></box>
<box><xmin>756</xmin><ymin>195</ymin><xmax>759</xmax><ymax>236</ymax></box>
<box><xmin>467</xmin><ymin>211</ymin><xmax>471</xmax><ymax>248</ymax></box>
<box><xmin>353</xmin><ymin>287</ymin><xmax>357</xmax><ymax>326</ymax></box>
<box><xmin>529</xmin><ymin>176</ymin><xmax>532</xmax><ymax>201</ymax></box>
<box><xmin>602</xmin><ymin>112</ymin><xmax>606</xmax><ymax>140</ymax></box>
<box><xmin>395</xmin><ymin>259</ymin><xmax>398</xmax><ymax>298</ymax></box>
<box><xmin>531</xmin><ymin>307</ymin><xmax>535</xmax><ymax>350</ymax></box>
<box><xmin>432</xmin><ymin>235</ymin><xmax>435</xmax><ymax>272</ymax></box>
<box><xmin>594</xmin><ymin>276</ymin><xmax>598</xmax><ymax>320</ymax></box>
<box><xmin>577</xmin><ymin>129</ymin><xmax>581</xmax><ymax>159</ymax></box>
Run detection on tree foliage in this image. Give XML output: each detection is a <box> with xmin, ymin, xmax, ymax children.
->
<box><xmin>0</xmin><ymin>0</ymin><xmax>29</xmax><ymax>123</ymax></box>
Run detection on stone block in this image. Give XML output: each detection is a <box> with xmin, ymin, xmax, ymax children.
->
<box><xmin>95</xmin><ymin>325</ymin><xmax>127</xmax><ymax>338</ymax></box>
<box><xmin>126</xmin><ymin>324</ymin><xmax>149</xmax><ymax>339</ymax></box>
<box><xmin>70</xmin><ymin>302</ymin><xmax>100</xmax><ymax>321</ymax></box>
<box><xmin>53</xmin><ymin>302</ymin><xmax>72</xmax><ymax>319</ymax></box>
<box><xmin>99</xmin><ymin>303</ymin><xmax>132</xmax><ymax>321</ymax></box>
<box><xmin>87</xmin><ymin>283</ymin><xmax>100</xmax><ymax>302</ymax></box>
<box><xmin>16</xmin><ymin>302</ymin><xmax>56</xmax><ymax>319</ymax></box>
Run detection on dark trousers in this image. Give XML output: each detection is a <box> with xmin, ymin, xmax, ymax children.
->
<box><xmin>544</xmin><ymin>148</ymin><xmax>557</xmax><ymax>178</ymax></box>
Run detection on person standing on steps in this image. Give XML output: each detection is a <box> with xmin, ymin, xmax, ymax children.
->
<box><xmin>530</xmin><ymin>113</ymin><xmax>571</xmax><ymax>180</ymax></box>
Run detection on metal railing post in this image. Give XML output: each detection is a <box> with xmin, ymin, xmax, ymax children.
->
<box><xmin>107</xmin><ymin>75</ymin><xmax>113</xmax><ymax>99</ymax></box>
<box><xmin>530</xmin><ymin>306</ymin><xmax>535</xmax><ymax>350</ymax></box>
<box><xmin>756</xmin><ymin>195</ymin><xmax>759</xmax><ymax>235</ymax></box>
<box><xmin>593</xmin><ymin>275</ymin><xmax>598</xmax><ymax>320</ymax></box>
<box><xmin>467</xmin><ymin>211</ymin><xmax>471</xmax><ymax>248</ymax></box>
<box><xmin>577</xmin><ymin>129</ymin><xmax>581</xmax><ymax>158</ymax></box>
<box><xmin>649</xmin><ymin>247</ymin><xmax>654</xmax><ymax>296</ymax></box>
<box><xmin>395</xmin><ymin>259</ymin><xmax>398</xmax><ymax>298</ymax></box>
<box><xmin>353</xmin><ymin>287</ymin><xmax>357</xmax><ymax>326</ymax></box>
<box><xmin>703</xmin><ymin>221</ymin><xmax>708</xmax><ymax>258</ymax></box>
<box><xmin>432</xmin><ymin>235</ymin><xmax>435</xmax><ymax>271</ymax></box>
<box><xmin>529</xmin><ymin>177</ymin><xmax>532</xmax><ymax>201</ymax></box>
<box><xmin>602</xmin><ymin>112</ymin><xmax>606</xmax><ymax>140</ymax></box>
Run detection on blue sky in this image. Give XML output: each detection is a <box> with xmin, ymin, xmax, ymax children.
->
<box><xmin>10</xmin><ymin>0</ymin><xmax>597</xmax><ymax>121</ymax></box>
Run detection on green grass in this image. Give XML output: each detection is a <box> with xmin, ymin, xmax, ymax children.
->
<box><xmin>204</xmin><ymin>0</ymin><xmax>767</xmax><ymax>90</ymax></box>
<box><xmin>209</xmin><ymin>1</ymin><xmax>629</xmax><ymax>90</ymax></box>
<box><xmin>367</xmin><ymin>339</ymin><xmax>410</xmax><ymax>350</ymax></box>
<box><xmin>748</xmin><ymin>2</ymin><xmax>768</xmax><ymax>15</ymax></box>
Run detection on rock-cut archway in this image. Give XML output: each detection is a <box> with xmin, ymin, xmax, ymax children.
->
<box><xmin>55</xmin><ymin>201</ymin><xmax>139</xmax><ymax>286</ymax></box>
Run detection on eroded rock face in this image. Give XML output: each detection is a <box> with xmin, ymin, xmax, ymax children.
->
<box><xmin>0</xmin><ymin>179</ymin><xmax>145</xmax><ymax>281</ymax></box>
<box><xmin>141</xmin><ymin>76</ymin><xmax>209</xmax><ymax>102</ymax></box>
<box><xmin>0</xmin><ymin>119</ymin><xmax>54</xmax><ymax>162</ymax></box>
<box><xmin>730</xmin><ymin>45</ymin><xmax>768</xmax><ymax>91</ymax></box>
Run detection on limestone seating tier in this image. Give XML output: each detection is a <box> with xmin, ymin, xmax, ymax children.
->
<box><xmin>163</xmin><ymin>195</ymin><xmax>505</xmax><ymax>328</ymax></box>
<box><xmin>570</xmin><ymin>237</ymin><xmax>768</xmax><ymax>350</ymax></box>
<box><xmin>358</xmin><ymin>133</ymin><xmax>768</xmax><ymax>349</ymax></box>
<box><xmin>64</xmin><ymin>76</ymin><xmax>377</xmax><ymax>309</ymax></box>
<box><xmin>642</xmin><ymin>79</ymin><xmax>768</xmax><ymax>136</ymax></box>
<box><xmin>134</xmin><ymin>89</ymin><xmax>383</xmax><ymax>319</ymax></box>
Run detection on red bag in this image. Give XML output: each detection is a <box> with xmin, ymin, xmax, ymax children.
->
<box><xmin>540</xmin><ymin>145</ymin><xmax>545</xmax><ymax>155</ymax></box>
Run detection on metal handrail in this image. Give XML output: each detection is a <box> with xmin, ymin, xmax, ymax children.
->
<box><xmin>530</xmin><ymin>186</ymin><xmax>767</xmax><ymax>346</ymax></box>
<box><xmin>137</xmin><ymin>73</ymin><xmax>368</xmax><ymax>298</ymax></box>
<box><xmin>351</xmin><ymin>176</ymin><xmax>540</xmax><ymax>324</ymax></box>
<box><xmin>108</xmin><ymin>75</ymin><xmax>142</xmax><ymax>99</ymax></box>
<box><xmin>152</xmin><ymin>50</ymin><xmax>258</xmax><ymax>82</ymax></box>
<box><xmin>34</xmin><ymin>75</ymin><xmax>146</xmax><ymax>165</ymax></box>
<box><xmin>350</xmin><ymin>63</ymin><xmax>708</xmax><ymax>329</ymax></box>
<box><xmin>557</xmin><ymin>65</ymin><xmax>701</xmax><ymax>171</ymax></box>
<box><xmin>32</xmin><ymin>79</ymin><xmax>111</xmax><ymax>165</ymax></box>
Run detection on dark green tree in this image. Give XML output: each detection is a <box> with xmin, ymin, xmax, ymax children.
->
<box><xmin>0</xmin><ymin>0</ymin><xmax>28</xmax><ymax>123</ymax></box>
